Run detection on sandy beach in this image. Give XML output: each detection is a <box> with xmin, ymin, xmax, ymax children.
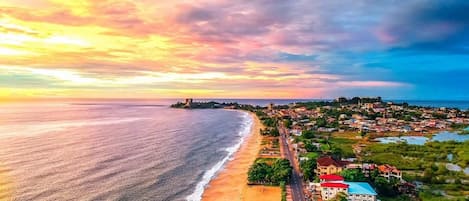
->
<box><xmin>201</xmin><ymin>112</ymin><xmax>281</xmax><ymax>201</ymax></box>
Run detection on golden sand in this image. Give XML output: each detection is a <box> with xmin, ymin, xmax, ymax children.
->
<box><xmin>0</xmin><ymin>164</ymin><xmax>13</xmax><ymax>201</ymax></box>
<box><xmin>201</xmin><ymin>112</ymin><xmax>281</xmax><ymax>201</ymax></box>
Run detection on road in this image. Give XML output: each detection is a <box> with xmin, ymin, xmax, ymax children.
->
<box><xmin>279</xmin><ymin>126</ymin><xmax>305</xmax><ymax>201</ymax></box>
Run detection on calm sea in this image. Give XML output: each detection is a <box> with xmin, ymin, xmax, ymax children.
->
<box><xmin>0</xmin><ymin>101</ymin><xmax>252</xmax><ymax>201</ymax></box>
<box><xmin>195</xmin><ymin>99</ymin><xmax>469</xmax><ymax>110</ymax></box>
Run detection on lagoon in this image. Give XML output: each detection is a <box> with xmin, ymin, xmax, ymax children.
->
<box><xmin>376</xmin><ymin>131</ymin><xmax>469</xmax><ymax>145</ymax></box>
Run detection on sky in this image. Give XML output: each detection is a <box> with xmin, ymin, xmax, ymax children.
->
<box><xmin>0</xmin><ymin>0</ymin><xmax>468</xmax><ymax>100</ymax></box>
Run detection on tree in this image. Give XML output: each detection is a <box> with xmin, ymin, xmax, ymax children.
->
<box><xmin>332</xmin><ymin>192</ymin><xmax>348</xmax><ymax>201</ymax></box>
<box><xmin>271</xmin><ymin>159</ymin><xmax>292</xmax><ymax>183</ymax></box>
<box><xmin>248</xmin><ymin>162</ymin><xmax>271</xmax><ymax>183</ymax></box>
<box><xmin>283</xmin><ymin>119</ymin><xmax>292</xmax><ymax>128</ymax></box>
<box><xmin>374</xmin><ymin>176</ymin><xmax>398</xmax><ymax>196</ymax></box>
<box><xmin>247</xmin><ymin>159</ymin><xmax>292</xmax><ymax>185</ymax></box>
<box><xmin>305</xmin><ymin>141</ymin><xmax>317</xmax><ymax>152</ymax></box>
<box><xmin>302</xmin><ymin>130</ymin><xmax>315</xmax><ymax>139</ymax></box>
<box><xmin>300</xmin><ymin>159</ymin><xmax>317</xmax><ymax>181</ymax></box>
<box><xmin>340</xmin><ymin>169</ymin><xmax>366</xmax><ymax>182</ymax></box>
<box><xmin>270</xmin><ymin>128</ymin><xmax>280</xmax><ymax>137</ymax></box>
<box><xmin>315</xmin><ymin>118</ymin><xmax>327</xmax><ymax>127</ymax></box>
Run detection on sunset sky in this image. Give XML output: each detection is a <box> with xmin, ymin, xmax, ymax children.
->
<box><xmin>1</xmin><ymin>0</ymin><xmax>468</xmax><ymax>100</ymax></box>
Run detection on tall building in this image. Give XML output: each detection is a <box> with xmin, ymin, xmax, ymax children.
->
<box><xmin>184</xmin><ymin>98</ymin><xmax>193</xmax><ymax>107</ymax></box>
<box><xmin>267</xmin><ymin>102</ymin><xmax>274</xmax><ymax>110</ymax></box>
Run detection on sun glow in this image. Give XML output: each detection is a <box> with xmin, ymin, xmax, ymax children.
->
<box><xmin>0</xmin><ymin>0</ymin><xmax>423</xmax><ymax>100</ymax></box>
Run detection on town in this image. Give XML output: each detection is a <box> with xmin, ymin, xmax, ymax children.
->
<box><xmin>174</xmin><ymin>97</ymin><xmax>469</xmax><ymax>201</ymax></box>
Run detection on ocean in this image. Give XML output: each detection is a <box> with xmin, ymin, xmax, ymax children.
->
<box><xmin>193</xmin><ymin>99</ymin><xmax>469</xmax><ymax>110</ymax></box>
<box><xmin>0</xmin><ymin>101</ymin><xmax>252</xmax><ymax>201</ymax></box>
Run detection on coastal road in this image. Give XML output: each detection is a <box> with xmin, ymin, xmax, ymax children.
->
<box><xmin>279</xmin><ymin>126</ymin><xmax>305</xmax><ymax>201</ymax></box>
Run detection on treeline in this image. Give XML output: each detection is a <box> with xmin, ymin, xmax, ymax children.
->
<box><xmin>171</xmin><ymin>101</ymin><xmax>266</xmax><ymax>110</ymax></box>
<box><xmin>256</xmin><ymin>110</ymin><xmax>281</xmax><ymax>137</ymax></box>
<box><xmin>247</xmin><ymin>158</ymin><xmax>292</xmax><ymax>185</ymax></box>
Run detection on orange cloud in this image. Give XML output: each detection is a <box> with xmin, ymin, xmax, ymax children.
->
<box><xmin>0</xmin><ymin>0</ymin><xmax>410</xmax><ymax>100</ymax></box>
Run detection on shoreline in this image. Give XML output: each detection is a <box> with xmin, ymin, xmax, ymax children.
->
<box><xmin>201</xmin><ymin>111</ymin><xmax>280</xmax><ymax>201</ymax></box>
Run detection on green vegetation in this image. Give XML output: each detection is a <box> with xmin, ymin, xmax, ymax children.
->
<box><xmin>418</xmin><ymin>189</ymin><xmax>469</xmax><ymax>201</ymax></box>
<box><xmin>283</xmin><ymin>119</ymin><xmax>292</xmax><ymax>129</ymax></box>
<box><xmin>328</xmin><ymin>137</ymin><xmax>356</xmax><ymax>158</ymax></box>
<box><xmin>300</xmin><ymin>158</ymin><xmax>317</xmax><ymax>181</ymax></box>
<box><xmin>260</xmin><ymin>127</ymin><xmax>280</xmax><ymax>137</ymax></box>
<box><xmin>301</xmin><ymin>130</ymin><xmax>316</xmax><ymax>139</ymax></box>
<box><xmin>247</xmin><ymin>158</ymin><xmax>292</xmax><ymax>185</ymax></box>
<box><xmin>280</xmin><ymin>181</ymin><xmax>287</xmax><ymax>201</ymax></box>
<box><xmin>458</xmin><ymin>130</ymin><xmax>469</xmax><ymax>135</ymax></box>
<box><xmin>449</xmin><ymin>123</ymin><xmax>469</xmax><ymax>130</ymax></box>
<box><xmin>340</xmin><ymin>169</ymin><xmax>366</xmax><ymax>182</ymax></box>
<box><xmin>363</xmin><ymin>141</ymin><xmax>469</xmax><ymax>170</ymax></box>
<box><xmin>362</xmin><ymin>141</ymin><xmax>469</xmax><ymax>199</ymax></box>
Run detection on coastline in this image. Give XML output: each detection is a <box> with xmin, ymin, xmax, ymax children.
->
<box><xmin>201</xmin><ymin>111</ymin><xmax>280</xmax><ymax>201</ymax></box>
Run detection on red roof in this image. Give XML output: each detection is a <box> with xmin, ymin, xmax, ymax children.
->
<box><xmin>317</xmin><ymin>156</ymin><xmax>348</xmax><ymax>167</ymax></box>
<box><xmin>321</xmin><ymin>182</ymin><xmax>349</xmax><ymax>188</ymax></box>
<box><xmin>319</xmin><ymin>174</ymin><xmax>344</xmax><ymax>181</ymax></box>
<box><xmin>378</xmin><ymin>164</ymin><xmax>400</xmax><ymax>173</ymax></box>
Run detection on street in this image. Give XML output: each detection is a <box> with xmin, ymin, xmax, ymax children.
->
<box><xmin>279</xmin><ymin>126</ymin><xmax>305</xmax><ymax>201</ymax></box>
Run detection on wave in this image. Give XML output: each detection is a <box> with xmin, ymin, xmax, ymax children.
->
<box><xmin>186</xmin><ymin>111</ymin><xmax>253</xmax><ymax>201</ymax></box>
<box><xmin>0</xmin><ymin>117</ymin><xmax>147</xmax><ymax>139</ymax></box>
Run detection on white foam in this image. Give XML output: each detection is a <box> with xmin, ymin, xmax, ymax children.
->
<box><xmin>0</xmin><ymin>117</ymin><xmax>146</xmax><ymax>139</ymax></box>
<box><xmin>186</xmin><ymin>111</ymin><xmax>253</xmax><ymax>201</ymax></box>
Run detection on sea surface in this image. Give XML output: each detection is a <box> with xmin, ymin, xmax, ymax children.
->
<box><xmin>193</xmin><ymin>99</ymin><xmax>469</xmax><ymax>110</ymax></box>
<box><xmin>0</xmin><ymin>101</ymin><xmax>252</xmax><ymax>201</ymax></box>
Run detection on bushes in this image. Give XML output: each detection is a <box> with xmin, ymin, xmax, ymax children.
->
<box><xmin>300</xmin><ymin>158</ymin><xmax>317</xmax><ymax>181</ymax></box>
<box><xmin>340</xmin><ymin>169</ymin><xmax>366</xmax><ymax>182</ymax></box>
<box><xmin>248</xmin><ymin>158</ymin><xmax>292</xmax><ymax>185</ymax></box>
<box><xmin>280</xmin><ymin>181</ymin><xmax>287</xmax><ymax>201</ymax></box>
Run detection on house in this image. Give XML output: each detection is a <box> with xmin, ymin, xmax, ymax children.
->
<box><xmin>316</xmin><ymin>156</ymin><xmax>348</xmax><ymax>176</ymax></box>
<box><xmin>320</xmin><ymin>181</ymin><xmax>377</xmax><ymax>201</ymax></box>
<box><xmin>319</xmin><ymin>174</ymin><xmax>344</xmax><ymax>183</ymax></box>
<box><xmin>378</xmin><ymin>164</ymin><xmax>402</xmax><ymax>181</ymax></box>
<box><xmin>344</xmin><ymin>182</ymin><xmax>377</xmax><ymax>201</ymax></box>
<box><xmin>320</xmin><ymin>182</ymin><xmax>349</xmax><ymax>200</ymax></box>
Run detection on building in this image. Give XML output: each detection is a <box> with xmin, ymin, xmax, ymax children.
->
<box><xmin>320</xmin><ymin>174</ymin><xmax>344</xmax><ymax>183</ymax></box>
<box><xmin>316</xmin><ymin>156</ymin><xmax>348</xmax><ymax>176</ymax></box>
<box><xmin>184</xmin><ymin>98</ymin><xmax>193</xmax><ymax>107</ymax></box>
<box><xmin>267</xmin><ymin>102</ymin><xmax>274</xmax><ymax>110</ymax></box>
<box><xmin>320</xmin><ymin>180</ymin><xmax>377</xmax><ymax>201</ymax></box>
<box><xmin>344</xmin><ymin>182</ymin><xmax>377</xmax><ymax>201</ymax></box>
<box><xmin>321</xmin><ymin>182</ymin><xmax>348</xmax><ymax>200</ymax></box>
<box><xmin>378</xmin><ymin>164</ymin><xmax>402</xmax><ymax>181</ymax></box>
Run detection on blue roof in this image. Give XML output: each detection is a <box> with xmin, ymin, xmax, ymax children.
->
<box><xmin>344</xmin><ymin>182</ymin><xmax>377</xmax><ymax>195</ymax></box>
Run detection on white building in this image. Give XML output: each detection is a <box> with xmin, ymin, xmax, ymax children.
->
<box><xmin>319</xmin><ymin>174</ymin><xmax>377</xmax><ymax>201</ymax></box>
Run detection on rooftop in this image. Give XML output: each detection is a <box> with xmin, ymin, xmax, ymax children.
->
<box><xmin>317</xmin><ymin>156</ymin><xmax>348</xmax><ymax>167</ymax></box>
<box><xmin>344</xmin><ymin>182</ymin><xmax>377</xmax><ymax>195</ymax></box>
<box><xmin>378</xmin><ymin>164</ymin><xmax>400</xmax><ymax>173</ymax></box>
<box><xmin>319</xmin><ymin>174</ymin><xmax>344</xmax><ymax>181</ymax></box>
<box><xmin>321</xmin><ymin>182</ymin><xmax>349</xmax><ymax>188</ymax></box>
